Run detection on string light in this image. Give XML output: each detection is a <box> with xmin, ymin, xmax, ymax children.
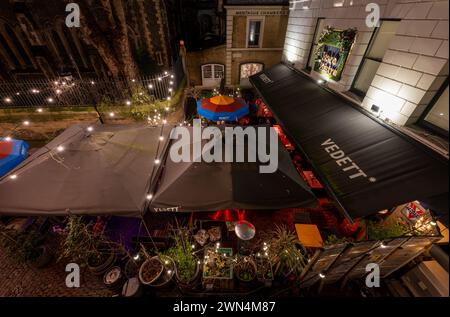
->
<box><xmin>191</xmin><ymin>244</ymin><xmax>195</xmax><ymax>249</ymax></box>
<box><xmin>57</xmin><ymin>145</ymin><xmax>64</xmax><ymax>152</ymax></box>
<box><xmin>159</xmin><ymin>136</ymin><xmax>164</xmax><ymax>141</ymax></box>
<box><xmin>125</xmin><ymin>100</ymin><xmax>131</xmax><ymax>106</ymax></box>
<box><xmin>380</xmin><ymin>242</ymin><xmax>387</xmax><ymax>248</ymax></box>
<box><xmin>133</xmin><ymin>254</ymin><xmax>140</xmax><ymax>260</ymax></box>
<box><xmin>165</xmin><ymin>107</ymin><xmax>169</xmax><ymax>111</ymax></box>
<box><xmin>319</xmin><ymin>272</ymin><xmax>326</xmax><ymax>279</ymax></box>
<box><xmin>56</xmin><ymin>89</ymin><xmax>62</xmax><ymax>95</ymax></box>
<box><xmin>47</xmin><ymin>98</ymin><xmax>54</xmax><ymax>103</ymax></box>
<box><xmin>154</xmin><ymin>159</ymin><xmax>161</xmax><ymax>164</ymax></box>
<box><xmin>162</xmin><ymin>119</ymin><xmax>167</xmax><ymax>124</ymax></box>
<box><xmin>90</xmin><ymin>81</ymin><xmax>95</xmax><ymax>85</ymax></box>
<box><xmin>166</xmin><ymin>97</ymin><xmax>171</xmax><ymax>101</ymax></box>
<box><xmin>87</xmin><ymin>126</ymin><xmax>94</xmax><ymax>132</ymax></box>
<box><xmin>16</xmin><ymin>92</ymin><xmax>20</xmax><ymax>96</ymax></box>
<box><xmin>37</xmin><ymin>108</ymin><xmax>43</xmax><ymax>113</ymax></box>
<box><xmin>23</xmin><ymin>120</ymin><xmax>30</xmax><ymax>126</ymax></box>
<box><xmin>158</xmin><ymin>77</ymin><xmax>162</xmax><ymax>81</ymax></box>
<box><xmin>4</xmin><ymin>97</ymin><xmax>12</xmax><ymax>103</ymax></box>
<box><xmin>10</xmin><ymin>174</ymin><xmax>17</xmax><ymax>180</ymax></box>
<box><xmin>148</xmin><ymin>84</ymin><xmax>153</xmax><ymax>89</ymax></box>
<box><xmin>31</xmin><ymin>89</ymin><xmax>39</xmax><ymax>93</ymax></box>
<box><xmin>5</xmin><ymin>136</ymin><xmax>12</xmax><ymax>142</ymax></box>
<box><xmin>164</xmin><ymin>71</ymin><xmax>168</xmax><ymax>75</ymax></box>
<box><xmin>169</xmin><ymin>81</ymin><xmax>173</xmax><ymax>85</ymax></box>
<box><xmin>167</xmin><ymin>270</ymin><xmax>172</xmax><ymax>275</ymax></box>
<box><xmin>109</xmin><ymin>112</ymin><xmax>115</xmax><ymax>117</ymax></box>
<box><xmin>146</xmin><ymin>194</ymin><xmax>153</xmax><ymax>200</ymax></box>
<box><xmin>168</xmin><ymin>88</ymin><xmax>173</xmax><ymax>92</ymax></box>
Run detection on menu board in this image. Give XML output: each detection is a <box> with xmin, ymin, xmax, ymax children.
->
<box><xmin>313</xmin><ymin>27</ymin><xmax>357</xmax><ymax>82</ymax></box>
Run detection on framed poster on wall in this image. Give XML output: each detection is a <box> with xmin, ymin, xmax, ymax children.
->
<box><xmin>313</xmin><ymin>27</ymin><xmax>357</xmax><ymax>82</ymax></box>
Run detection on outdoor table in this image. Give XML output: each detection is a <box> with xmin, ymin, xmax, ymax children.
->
<box><xmin>295</xmin><ymin>224</ymin><xmax>323</xmax><ymax>248</ymax></box>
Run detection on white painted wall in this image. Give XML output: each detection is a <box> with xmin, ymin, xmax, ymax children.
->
<box><xmin>283</xmin><ymin>0</ymin><xmax>449</xmax><ymax>126</ymax></box>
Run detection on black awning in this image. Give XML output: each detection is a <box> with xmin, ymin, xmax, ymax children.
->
<box><xmin>250</xmin><ymin>63</ymin><xmax>449</xmax><ymax>219</ymax></box>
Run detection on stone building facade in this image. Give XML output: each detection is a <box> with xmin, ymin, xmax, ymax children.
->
<box><xmin>186</xmin><ymin>0</ymin><xmax>289</xmax><ymax>88</ymax></box>
<box><xmin>0</xmin><ymin>0</ymin><xmax>176</xmax><ymax>81</ymax></box>
<box><xmin>283</xmin><ymin>0</ymin><xmax>449</xmax><ymax>135</ymax></box>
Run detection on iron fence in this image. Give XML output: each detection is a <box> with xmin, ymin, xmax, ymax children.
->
<box><xmin>0</xmin><ymin>58</ymin><xmax>185</xmax><ymax>109</ymax></box>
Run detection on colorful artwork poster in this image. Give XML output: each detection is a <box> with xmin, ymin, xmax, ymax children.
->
<box><xmin>313</xmin><ymin>27</ymin><xmax>357</xmax><ymax>82</ymax></box>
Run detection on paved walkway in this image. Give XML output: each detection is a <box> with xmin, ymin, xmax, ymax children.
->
<box><xmin>0</xmin><ymin>247</ymin><xmax>112</xmax><ymax>297</ymax></box>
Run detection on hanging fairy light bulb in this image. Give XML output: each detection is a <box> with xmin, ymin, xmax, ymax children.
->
<box><xmin>159</xmin><ymin>136</ymin><xmax>164</xmax><ymax>141</ymax></box>
<box><xmin>154</xmin><ymin>159</ymin><xmax>161</xmax><ymax>164</ymax></box>
<box><xmin>109</xmin><ymin>112</ymin><xmax>115</xmax><ymax>117</ymax></box>
<box><xmin>23</xmin><ymin>120</ymin><xmax>30</xmax><ymax>126</ymax></box>
<box><xmin>56</xmin><ymin>89</ymin><xmax>62</xmax><ymax>95</ymax></box>
<box><xmin>31</xmin><ymin>89</ymin><xmax>39</xmax><ymax>94</ymax></box>
<box><xmin>148</xmin><ymin>84</ymin><xmax>153</xmax><ymax>89</ymax></box>
<box><xmin>162</xmin><ymin>119</ymin><xmax>167</xmax><ymax>124</ymax></box>
<box><xmin>56</xmin><ymin>145</ymin><xmax>64</xmax><ymax>152</ymax></box>
<box><xmin>87</xmin><ymin>126</ymin><xmax>94</xmax><ymax>132</ymax></box>
<box><xmin>47</xmin><ymin>98</ymin><xmax>54</xmax><ymax>103</ymax></box>
<box><xmin>168</xmin><ymin>88</ymin><xmax>173</xmax><ymax>93</ymax></box>
<box><xmin>9</xmin><ymin>174</ymin><xmax>17</xmax><ymax>180</ymax></box>
<box><xmin>5</xmin><ymin>136</ymin><xmax>12</xmax><ymax>142</ymax></box>
<box><xmin>158</xmin><ymin>77</ymin><xmax>162</xmax><ymax>81</ymax></box>
<box><xmin>4</xmin><ymin>97</ymin><xmax>12</xmax><ymax>103</ymax></box>
<box><xmin>164</xmin><ymin>71</ymin><xmax>168</xmax><ymax>75</ymax></box>
<box><xmin>125</xmin><ymin>100</ymin><xmax>131</xmax><ymax>106</ymax></box>
<box><xmin>90</xmin><ymin>81</ymin><xmax>95</xmax><ymax>85</ymax></box>
<box><xmin>167</xmin><ymin>97</ymin><xmax>171</xmax><ymax>101</ymax></box>
<box><xmin>37</xmin><ymin>108</ymin><xmax>43</xmax><ymax>113</ymax></box>
<box><xmin>169</xmin><ymin>81</ymin><xmax>173</xmax><ymax>85</ymax></box>
<box><xmin>146</xmin><ymin>194</ymin><xmax>153</xmax><ymax>200</ymax></box>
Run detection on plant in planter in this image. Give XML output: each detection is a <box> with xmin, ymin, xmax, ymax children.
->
<box><xmin>255</xmin><ymin>256</ymin><xmax>274</xmax><ymax>285</ymax></box>
<box><xmin>234</xmin><ymin>256</ymin><xmax>257</xmax><ymax>283</ymax></box>
<box><xmin>0</xmin><ymin>227</ymin><xmax>52</xmax><ymax>268</ymax></box>
<box><xmin>203</xmin><ymin>247</ymin><xmax>233</xmax><ymax>279</ymax></box>
<box><xmin>58</xmin><ymin>216</ymin><xmax>116</xmax><ymax>275</ymax></box>
<box><xmin>164</xmin><ymin>237</ymin><xmax>199</xmax><ymax>286</ymax></box>
<box><xmin>266</xmin><ymin>225</ymin><xmax>307</xmax><ymax>279</ymax></box>
<box><xmin>366</xmin><ymin>218</ymin><xmax>410</xmax><ymax>240</ymax></box>
<box><xmin>138</xmin><ymin>256</ymin><xmax>164</xmax><ymax>285</ymax></box>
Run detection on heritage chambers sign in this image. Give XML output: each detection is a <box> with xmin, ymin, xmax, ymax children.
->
<box><xmin>233</xmin><ymin>9</ymin><xmax>288</xmax><ymax>16</ymax></box>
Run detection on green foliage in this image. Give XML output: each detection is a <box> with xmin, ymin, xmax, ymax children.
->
<box><xmin>366</xmin><ymin>219</ymin><xmax>409</xmax><ymax>240</ymax></box>
<box><xmin>58</xmin><ymin>216</ymin><xmax>109</xmax><ymax>266</ymax></box>
<box><xmin>267</xmin><ymin>225</ymin><xmax>307</xmax><ymax>277</ymax></box>
<box><xmin>0</xmin><ymin>227</ymin><xmax>44</xmax><ymax>263</ymax></box>
<box><xmin>324</xmin><ymin>234</ymin><xmax>351</xmax><ymax>246</ymax></box>
<box><xmin>164</xmin><ymin>236</ymin><xmax>197</xmax><ymax>284</ymax></box>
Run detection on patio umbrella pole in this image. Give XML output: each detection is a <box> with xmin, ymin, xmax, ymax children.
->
<box><xmin>139</xmin><ymin>215</ymin><xmax>159</xmax><ymax>252</ymax></box>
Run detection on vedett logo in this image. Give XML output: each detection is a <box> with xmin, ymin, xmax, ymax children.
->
<box><xmin>321</xmin><ymin>138</ymin><xmax>376</xmax><ymax>183</ymax></box>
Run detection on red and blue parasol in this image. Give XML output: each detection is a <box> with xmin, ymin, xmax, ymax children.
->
<box><xmin>0</xmin><ymin>138</ymin><xmax>28</xmax><ymax>177</ymax></box>
<box><xmin>197</xmin><ymin>95</ymin><xmax>249</xmax><ymax>121</ymax></box>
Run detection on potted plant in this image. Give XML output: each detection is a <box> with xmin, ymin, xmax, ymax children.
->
<box><xmin>164</xmin><ymin>237</ymin><xmax>200</xmax><ymax>287</ymax></box>
<box><xmin>267</xmin><ymin>225</ymin><xmax>307</xmax><ymax>279</ymax></box>
<box><xmin>150</xmin><ymin>254</ymin><xmax>176</xmax><ymax>288</ymax></box>
<box><xmin>58</xmin><ymin>216</ymin><xmax>116</xmax><ymax>275</ymax></box>
<box><xmin>138</xmin><ymin>256</ymin><xmax>164</xmax><ymax>286</ymax></box>
<box><xmin>234</xmin><ymin>256</ymin><xmax>257</xmax><ymax>283</ymax></box>
<box><xmin>256</xmin><ymin>256</ymin><xmax>274</xmax><ymax>286</ymax></box>
<box><xmin>202</xmin><ymin>247</ymin><xmax>233</xmax><ymax>280</ymax></box>
<box><xmin>0</xmin><ymin>227</ymin><xmax>52</xmax><ymax>268</ymax></box>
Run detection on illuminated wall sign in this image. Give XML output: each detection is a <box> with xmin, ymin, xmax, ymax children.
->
<box><xmin>313</xmin><ymin>27</ymin><xmax>357</xmax><ymax>82</ymax></box>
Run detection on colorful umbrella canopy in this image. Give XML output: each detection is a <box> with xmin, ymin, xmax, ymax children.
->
<box><xmin>0</xmin><ymin>138</ymin><xmax>28</xmax><ymax>177</ymax></box>
<box><xmin>197</xmin><ymin>95</ymin><xmax>249</xmax><ymax>121</ymax></box>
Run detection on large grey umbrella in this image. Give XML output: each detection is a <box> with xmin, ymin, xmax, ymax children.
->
<box><xmin>0</xmin><ymin>124</ymin><xmax>172</xmax><ymax>217</ymax></box>
<box><xmin>150</xmin><ymin>126</ymin><xmax>317</xmax><ymax>212</ymax></box>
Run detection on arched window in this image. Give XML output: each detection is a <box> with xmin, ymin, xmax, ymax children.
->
<box><xmin>239</xmin><ymin>63</ymin><xmax>264</xmax><ymax>87</ymax></box>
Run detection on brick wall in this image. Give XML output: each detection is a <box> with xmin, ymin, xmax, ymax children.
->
<box><xmin>284</xmin><ymin>0</ymin><xmax>449</xmax><ymax>126</ymax></box>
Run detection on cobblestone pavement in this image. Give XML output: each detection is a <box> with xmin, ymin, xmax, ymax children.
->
<box><xmin>0</xmin><ymin>247</ymin><xmax>112</xmax><ymax>297</ymax></box>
